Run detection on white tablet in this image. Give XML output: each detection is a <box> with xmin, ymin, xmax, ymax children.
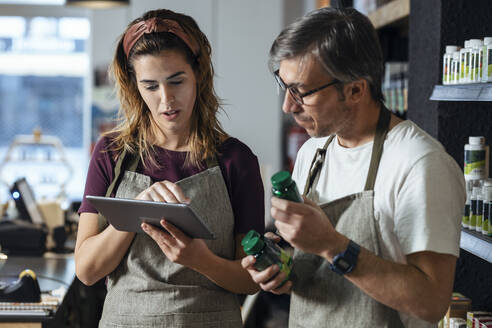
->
<box><xmin>86</xmin><ymin>195</ymin><xmax>215</xmax><ymax>240</ymax></box>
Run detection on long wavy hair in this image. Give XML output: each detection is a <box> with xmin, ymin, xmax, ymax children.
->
<box><xmin>107</xmin><ymin>9</ymin><xmax>228</xmax><ymax>168</ymax></box>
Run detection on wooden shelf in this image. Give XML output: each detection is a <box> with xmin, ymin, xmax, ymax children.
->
<box><xmin>368</xmin><ymin>0</ymin><xmax>410</xmax><ymax>30</ymax></box>
<box><xmin>460</xmin><ymin>229</ymin><xmax>492</xmax><ymax>263</ymax></box>
<box><xmin>430</xmin><ymin>84</ymin><xmax>492</xmax><ymax>101</ymax></box>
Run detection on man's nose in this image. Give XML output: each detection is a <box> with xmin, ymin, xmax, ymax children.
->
<box><xmin>282</xmin><ymin>91</ymin><xmax>301</xmax><ymax>114</ymax></box>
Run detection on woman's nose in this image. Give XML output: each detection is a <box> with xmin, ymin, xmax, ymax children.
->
<box><xmin>159</xmin><ymin>86</ymin><xmax>175</xmax><ymax>105</ymax></box>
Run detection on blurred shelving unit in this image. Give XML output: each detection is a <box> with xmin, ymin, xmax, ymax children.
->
<box><xmin>367</xmin><ymin>0</ymin><xmax>409</xmax><ymax>29</ymax></box>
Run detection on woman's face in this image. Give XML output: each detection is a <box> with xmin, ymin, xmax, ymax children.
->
<box><xmin>133</xmin><ymin>50</ymin><xmax>197</xmax><ymax>145</ymax></box>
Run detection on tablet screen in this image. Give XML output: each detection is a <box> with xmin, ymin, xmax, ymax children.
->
<box><xmin>86</xmin><ymin>195</ymin><xmax>215</xmax><ymax>240</ymax></box>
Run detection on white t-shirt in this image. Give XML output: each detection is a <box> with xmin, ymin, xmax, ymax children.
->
<box><xmin>292</xmin><ymin>120</ymin><xmax>466</xmax><ymax>327</ymax></box>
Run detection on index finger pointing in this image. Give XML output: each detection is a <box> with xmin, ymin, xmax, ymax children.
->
<box><xmin>163</xmin><ymin>181</ymin><xmax>191</xmax><ymax>204</ymax></box>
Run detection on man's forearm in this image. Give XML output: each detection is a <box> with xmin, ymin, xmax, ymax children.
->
<box><xmin>321</xmin><ymin>235</ymin><xmax>456</xmax><ymax>323</ymax></box>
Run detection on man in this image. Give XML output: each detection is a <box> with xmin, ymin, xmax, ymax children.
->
<box><xmin>242</xmin><ymin>7</ymin><xmax>465</xmax><ymax>328</ymax></box>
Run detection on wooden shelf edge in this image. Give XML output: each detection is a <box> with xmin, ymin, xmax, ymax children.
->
<box><xmin>368</xmin><ymin>0</ymin><xmax>410</xmax><ymax>30</ymax></box>
<box><xmin>460</xmin><ymin>229</ymin><xmax>492</xmax><ymax>263</ymax></box>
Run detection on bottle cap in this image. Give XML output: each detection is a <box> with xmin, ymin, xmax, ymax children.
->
<box><xmin>484</xmin><ymin>37</ymin><xmax>492</xmax><ymax>45</ymax></box>
<box><xmin>464</xmin><ymin>40</ymin><xmax>471</xmax><ymax>48</ymax></box>
<box><xmin>271</xmin><ymin>171</ymin><xmax>293</xmax><ymax>189</ymax></box>
<box><xmin>242</xmin><ymin>230</ymin><xmax>264</xmax><ymax>255</ymax></box>
<box><xmin>469</xmin><ymin>136</ymin><xmax>485</xmax><ymax>145</ymax></box>
<box><xmin>445</xmin><ymin>45</ymin><xmax>458</xmax><ymax>54</ymax></box>
<box><xmin>469</xmin><ymin>39</ymin><xmax>483</xmax><ymax>48</ymax></box>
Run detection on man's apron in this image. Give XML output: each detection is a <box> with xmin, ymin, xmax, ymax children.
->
<box><xmin>289</xmin><ymin>108</ymin><xmax>405</xmax><ymax>327</ymax></box>
<box><xmin>97</xmin><ymin>151</ymin><xmax>242</xmax><ymax>327</ymax></box>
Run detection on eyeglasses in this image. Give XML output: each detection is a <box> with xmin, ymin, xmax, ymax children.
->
<box><xmin>274</xmin><ymin>69</ymin><xmax>340</xmax><ymax>105</ymax></box>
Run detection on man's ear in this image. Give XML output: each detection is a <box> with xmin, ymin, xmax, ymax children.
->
<box><xmin>343</xmin><ymin>79</ymin><xmax>367</xmax><ymax>104</ymax></box>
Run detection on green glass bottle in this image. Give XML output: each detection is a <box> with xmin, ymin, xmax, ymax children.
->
<box><xmin>242</xmin><ymin>230</ymin><xmax>292</xmax><ymax>279</ymax></box>
<box><xmin>271</xmin><ymin>171</ymin><xmax>303</xmax><ymax>203</ymax></box>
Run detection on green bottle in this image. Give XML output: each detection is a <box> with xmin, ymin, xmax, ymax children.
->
<box><xmin>271</xmin><ymin>171</ymin><xmax>303</xmax><ymax>203</ymax></box>
<box><xmin>242</xmin><ymin>230</ymin><xmax>292</xmax><ymax>280</ymax></box>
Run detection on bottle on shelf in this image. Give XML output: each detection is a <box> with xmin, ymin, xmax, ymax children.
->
<box><xmin>451</xmin><ymin>51</ymin><xmax>461</xmax><ymax>84</ymax></box>
<box><xmin>463</xmin><ymin>180</ymin><xmax>473</xmax><ymax>229</ymax></box>
<box><xmin>464</xmin><ymin>136</ymin><xmax>489</xmax><ymax>181</ymax></box>
<box><xmin>483</xmin><ymin>37</ymin><xmax>492</xmax><ymax>83</ymax></box>
<box><xmin>482</xmin><ymin>181</ymin><xmax>492</xmax><ymax>236</ymax></box>
<box><xmin>470</xmin><ymin>184</ymin><xmax>481</xmax><ymax>231</ymax></box>
<box><xmin>443</xmin><ymin>45</ymin><xmax>459</xmax><ymax>85</ymax></box>
<box><xmin>460</xmin><ymin>40</ymin><xmax>471</xmax><ymax>84</ymax></box>
<box><xmin>469</xmin><ymin>39</ymin><xmax>484</xmax><ymax>83</ymax></box>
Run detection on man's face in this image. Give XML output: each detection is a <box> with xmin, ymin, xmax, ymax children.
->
<box><xmin>278</xmin><ymin>55</ymin><xmax>352</xmax><ymax>138</ymax></box>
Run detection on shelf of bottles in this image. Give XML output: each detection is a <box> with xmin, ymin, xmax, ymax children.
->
<box><xmin>433</xmin><ymin>37</ymin><xmax>492</xmax><ymax>101</ymax></box>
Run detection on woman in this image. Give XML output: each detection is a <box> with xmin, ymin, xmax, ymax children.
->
<box><xmin>75</xmin><ymin>9</ymin><xmax>264</xmax><ymax>327</ymax></box>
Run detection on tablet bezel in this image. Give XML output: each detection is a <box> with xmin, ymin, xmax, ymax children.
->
<box><xmin>86</xmin><ymin>195</ymin><xmax>215</xmax><ymax>240</ymax></box>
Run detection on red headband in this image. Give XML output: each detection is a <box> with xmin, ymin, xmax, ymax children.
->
<box><xmin>123</xmin><ymin>17</ymin><xmax>199</xmax><ymax>59</ymax></box>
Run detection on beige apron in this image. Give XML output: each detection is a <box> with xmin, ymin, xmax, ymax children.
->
<box><xmin>289</xmin><ymin>108</ymin><xmax>405</xmax><ymax>328</ymax></box>
<box><xmin>97</xmin><ymin>151</ymin><xmax>242</xmax><ymax>327</ymax></box>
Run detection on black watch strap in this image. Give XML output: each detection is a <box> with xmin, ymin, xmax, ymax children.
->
<box><xmin>330</xmin><ymin>240</ymin><xmax>361</xmax><ymax>275</ymax></box>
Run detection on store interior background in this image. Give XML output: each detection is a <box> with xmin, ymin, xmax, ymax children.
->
<box><xmin>0</xmin><ymin>0</ymin><xmax>491</xmax><ymax>326</ymax></box>
<box><xmin>0</xmin><ymin>0</ymin><xmax>318</xmax><ymax>225</ymax></box>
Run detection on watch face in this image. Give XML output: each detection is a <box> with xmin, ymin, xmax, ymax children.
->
<box><xmin>337</xmin><ymin>259</ymin><xmax>351</xmax><ymax>271</ymax></box>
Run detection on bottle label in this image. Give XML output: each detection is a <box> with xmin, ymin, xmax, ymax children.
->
<box><xmin>470</xmin><ymin>199</ymin><xmax>477</xmax><ymax>229</ymax></box>
<box><xmin>489</xmin><ymin>49</ymin><xmax>492</xmax><ymax>78</ymax></box>
<box><xmin>476</xmin><ymin>215</ymin><xmax>483</xmax><ymax>232</ymax></box>
<box><xmin>462</xmin><ymin>204</ymin><xmax>470</xmax><ymax>228</ymax></box>
<box><xmin>279</xmin><ymin>249</ymin><xmax>293</xmax><ymax>278</ymax></box>
<box><xmin>464</xmin><ymin>150</ymin><xmax>486</xmax><ymax>178</ymax></box>
<box><xmin>470</xmin><ymin>213</ymin><xmax>477</xmax><ymax>229</ymax></box>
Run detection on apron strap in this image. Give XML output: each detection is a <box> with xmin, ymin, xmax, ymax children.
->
<box><xmin>303</xmin><ymin>106</ymin><xmax>392</xmax><ymax>195</ymax></box>
<box><xmin>105</xmin><ymin>148</ymin><xmax>140</xmax><ymax>197</ymax></box>
<box><xmin>363</xmin><ymin>106</ymin><xmax>391</xmax><ymax>191</ymax></box>
<box><xmin>205</xmin><ymin>154</ymin><xmax>219</xmax><ymax>168</ymax></box>
<box><xmin>303</xmin><ymin>135</ymin><xmax>334</xmax><ymax>196</ymax></box>
<box><xmin>105</xmin><ymin>149</ymin><xmax>127</xmax><ymax>197</ymax></box>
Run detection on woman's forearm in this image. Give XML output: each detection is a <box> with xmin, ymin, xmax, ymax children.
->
<box><xmin>75</xmin><ymin>214</ymin><xmax>135</xmax><ymax>286</ymax></box>
<box><xmin>193</xmin><ymin>253</ymin><xmax>260</xmax><ymax>294</ymax></box>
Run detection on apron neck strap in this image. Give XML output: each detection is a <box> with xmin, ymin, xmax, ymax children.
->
<box><xmin>303</xmin><ymin>135</ymin><xmax>334</xmax><ymax>196</ymax></box>
<box><xmin>363</xmin><ymin>106</ymin><xmax>391</xmax><ymax>191</ymax></box>
<box><xmin>105</xmin><ymin>149</ymin><xmax>140</xmax><ymax>197</ymax></box>
<box><xmin>303</xmin><ymin>106</ymin><xmax>392</xmax><ymax>196</ymax></box>
<box><xmin>205</xmin><ymin>154</ymin><xmax>219</xmax><ymax>169</ymax></box>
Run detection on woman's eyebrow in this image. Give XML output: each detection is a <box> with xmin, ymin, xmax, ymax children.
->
<box><xmin>139</xmin><ymin>71</ymin><xmax>185</xmax><ymax>83</ymax></box>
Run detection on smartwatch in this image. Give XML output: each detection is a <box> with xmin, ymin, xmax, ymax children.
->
<box><xmin>329</xmin><ymin>240</ymin><xmax>361</xmax><ymax>275</ymax></box>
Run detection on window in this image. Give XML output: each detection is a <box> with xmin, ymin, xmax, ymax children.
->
<box><xmin>0</xmin><ymin>14</ymin><xmax>90</xmax><ymax>202</ymax></box>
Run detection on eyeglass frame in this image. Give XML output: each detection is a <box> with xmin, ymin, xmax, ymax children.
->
<box><xmin>274</xmin><ymin>69</ymin><xmax>341</xmax><ymax>105</ymax></box>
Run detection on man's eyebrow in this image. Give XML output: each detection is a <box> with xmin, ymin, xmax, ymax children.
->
<box><xmin>139</xmin><ymin>71</ymin><xmax>185</xmax><ymax>83</ymax></box>
<box><xmin>281</xmin><ymin>76</ymin><xmax>303</xmax><ymax>89</ymax></box>
<box><xmin>287</xmin><ymin>81</ymin><xmax>304</xmax><ymax>89</ymax></box>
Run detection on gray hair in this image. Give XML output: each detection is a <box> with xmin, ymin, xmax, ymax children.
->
<box><xmin>269</xmin><ymin>7</ymin><xmax>384</xmax><ymax>104</ymax></box>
